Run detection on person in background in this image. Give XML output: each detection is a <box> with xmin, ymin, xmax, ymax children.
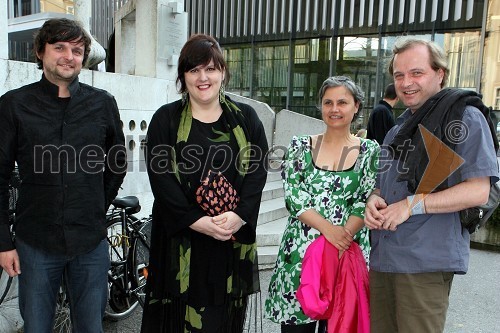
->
<box><xmin>0</xmin><ymin>18</ymin><xmax>126</xmax><ymax>332</ymax></box>
<box><xmin>265</xmin><ymin>76</ymin><xmax>379</xmax><ymax>332</ymax></box>
<box><xmin>364</xmin><ymin>38</ymin><xmax>498</xmax><ymax>333</ymax></box>
<box><xmin>366</xmin><ymin>83</ymin><xmax>399</xmax><ymax>144</ymax></box>
<box><xmin>141</xmin><ymin>34</ymin><xmax>268</xmax><ymax>333</ymax></box>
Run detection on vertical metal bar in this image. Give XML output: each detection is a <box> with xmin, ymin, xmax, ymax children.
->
<box><xmin>216</xmin><ymin>0</ymin><xmax>221</xmax><ymax>38</ymax></box>
<box><xmin>466</xmin><ymin>0</ymin><xmax>474</xmax><ymax>20</ymax></box>
<box><xmin>273</xmin><ymin>0</ymin><xmax>278</xmax><ymax>33</ymax></box>
<box><xmin>329</xmin><ymin>0</ymin><xmax>341</xmax><ymax>76</ymax></box>
<box><xmin>374</xmin><ymin>24</ymin><xmax>383</xmax><ymax>104</ymax></box>
<box><xmin>359</xmin><ymin>0</ymin><xmax>366</xmax><ymax>27</ymax></box>
<box><xmin>286</xmin><ymin>0</ymin><xmax>296</xmax><ymax>110</ymax></box>
<box><xmin>420</xmin><ymin>0</ymin><xmax>426</xmax><ymax>23</ymax></box>
<box><xmin>249</xmin><ymin>0</ymin><xmax>255</xmax><ymax>98</ymax></box>
<box><xmin>283</xmin><ymin>0</ymin><xmax>287</xmax><ymax>33</ymax></box>
<box><xmin>34</xmin><ymin>0</ymin><xmax>40</xmax><ymax>14</ymax></box>
<box><xmin>475</xmin><ymin>0</ymin><xmax>488</xmax><ymax>92</ymax></box>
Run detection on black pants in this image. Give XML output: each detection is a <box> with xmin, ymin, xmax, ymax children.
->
<box><xmin>141</xmin><ymin>295</ymin><xmax>248</xmax><ymax>333</ymax></box>
<box><xmin>281</xmin><ymin>321</ymin><xmax>326</xmax><ymax>333</ymax></box>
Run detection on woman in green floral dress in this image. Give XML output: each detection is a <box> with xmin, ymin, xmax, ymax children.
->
<box><xmin>265</xmin><ymin>76</ymin><xmax>379</xmax><ymax>332</ymax></box>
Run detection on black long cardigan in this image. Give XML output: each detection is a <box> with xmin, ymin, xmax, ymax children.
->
<box><xmin>143</xmin><ymin>97</ymin><xmax>269</xmax><ymax>308</ymax></box>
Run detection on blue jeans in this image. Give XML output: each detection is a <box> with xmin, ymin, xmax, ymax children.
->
<box><xmin>16</xmin><ymin>238</ymin><xmax>110</xmax><ymax>333</ymax></box>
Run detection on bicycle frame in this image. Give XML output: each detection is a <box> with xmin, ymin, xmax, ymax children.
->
<box><xmin>106</xmin><ymin>206</ymin><xmax>151</xmax><ymax>309</ymax></box>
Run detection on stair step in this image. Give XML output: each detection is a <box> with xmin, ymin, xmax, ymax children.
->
<box><xmin>257</xmin><ymin>197</ymin><xmax>288</xmax><ymax>225</ymax></box>
<box><xmin>266</xmin><ymin>171</ymin><xmax>282</xmax><ymax>183</ymax></box>
<box><xmin>256</xmin><ymin>216</ymin><xmax>288</xmax><ymax>247</ymax></box>
<box><xmin>257</xmin><ymin>245</ymin><xmax>280</xmax><ymax>267</ymax></box>
<box><xmin>261</xmin><ymin>180</ymin><xmax>284</xmax><ymax>201</ymax></box>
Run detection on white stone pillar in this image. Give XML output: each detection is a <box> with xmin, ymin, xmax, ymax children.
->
<box><xmin>115</xmin><ymin>17</ymin><xmax>136</xmax><ymax>75</ymax></box>
<box><xmin>73</xmin><ymin>0</ymin><xmax>106</xmax><ymax>68</ymax></box>
<box><xmin>114</xmin><ymin>0</ymin><xmax>187</xmax><ymax>79</ymax></box>
<box><xmin>135</xmin><ymin>0</ymin><xmax>187</xmax><ymax>79</ymax></box>
<box><xmin>135</xmin><ymin>0</ymin><xmax>157</xmax><ymax>77</ymax></box>
<box><xmin>0</xmin><ymin>1</ymin><xmax>8</xmax><ymax>59</ymax></box>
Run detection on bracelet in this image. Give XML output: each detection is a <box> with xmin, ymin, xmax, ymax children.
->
<box><xmin>407</xmin><ymin>194</ymin><xmax>426</xmax><ymax>216</ymax></box>
<box><xmin>240</xmin><ymin>219</ymin><xmax>247</xmax><ymax>226</ymax></box>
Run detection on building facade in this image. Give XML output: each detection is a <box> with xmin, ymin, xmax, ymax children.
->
<box><xmin>5</xmin><ymin>0</ymin><xmax>500</xmax><ymax>129</ymax></box>
<box><xmin>7</xmin><ymin>0</ymin><xmax>125</xmax><ymax>63</ymax></box>
<box><xmin>185</xmin><ymin>0</ymin><xmax>499</xmax><ymax>130</ymax></box>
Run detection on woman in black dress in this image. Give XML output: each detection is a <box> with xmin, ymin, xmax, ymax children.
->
<box><xmin>141</xmin><ymin>34</ymin><xmax>268</xmax><ymax>332</ymax></box>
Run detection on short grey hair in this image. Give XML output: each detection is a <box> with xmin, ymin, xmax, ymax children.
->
<box><xmin>317</xmin><ymin>76</ymin><xmax>365</xmax><ymax>121</ymax></box>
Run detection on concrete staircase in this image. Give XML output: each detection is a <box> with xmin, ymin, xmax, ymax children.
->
<box><xmin>256</xmin><ymin>171</ymin><xmax>288</xmax><ymax>268</ymax></box>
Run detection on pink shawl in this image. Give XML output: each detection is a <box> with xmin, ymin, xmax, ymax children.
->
<box><xmin>296</xmin><ymin>235</ymin><xmax>370</xmax><ymax>333</ymax></box>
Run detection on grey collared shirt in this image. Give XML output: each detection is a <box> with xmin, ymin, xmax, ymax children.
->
<box><xmin>370</xmin><ymin>106</ymin><xmax>499</xmax><ymax>274</ymax></box>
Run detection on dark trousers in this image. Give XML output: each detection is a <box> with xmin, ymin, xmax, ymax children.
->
<box><xmin>141</xmin><ymin>295</ymin><xmax>248</xmax><ymax>333</ymax></box>
<box><xmin>17</xmin><ymin>238</ymin><xmax>109</xmax><ymax>333</ymax></box>
<box><xmin>281</xmin><ymin>321</ymin><xmax>326</xmax><ymax>333</ymax></box>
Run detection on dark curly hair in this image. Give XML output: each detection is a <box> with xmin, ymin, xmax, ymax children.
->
<box><xmin>34</xmin><ymin>18</ymin><xmax>91</xmax><ymax>70</ymax></box>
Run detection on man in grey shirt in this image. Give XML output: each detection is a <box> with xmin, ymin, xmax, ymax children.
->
<box><xmin>364</xmin><ymin>38</ymin><xmax>498</xmax><ymax>332</ymax></box>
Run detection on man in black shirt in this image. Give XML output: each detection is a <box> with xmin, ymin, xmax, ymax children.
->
<box><xmin>366</xmin><ymin>83</ymin><xmax>399</xmax><ymax>144</ymax></box>
<box><xmin>0</xmin><ymin>18</ymin><xmax>126</xmax><ymax>332</ymax></box>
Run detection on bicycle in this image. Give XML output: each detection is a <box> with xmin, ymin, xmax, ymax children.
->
<box><xmin>53</xmin><ymin>196</ymin><xmax>152</xmax><ymax>332</ymax></box>
<box><xmin>105</xmin><ymin>196</ymin><xmax>151</xmax><ymax>320</ymax></box>
<box><xmin>0</xmin><ymin>168</ymin><xmax>23</xmax><ymax>332</ymax></box>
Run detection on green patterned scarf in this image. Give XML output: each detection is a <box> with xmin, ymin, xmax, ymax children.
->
<box><xmin>173</xmin><ymin>94</ymin><xmax>251</xmax><ymax>185</ymax></box>
<box><xmin>170</xmin><ymin>93</ymin><xmax>260</xmax><ymax>302</ymax></box>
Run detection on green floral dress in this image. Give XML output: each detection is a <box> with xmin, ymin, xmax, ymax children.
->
<box><xmin>264</xmin><ymin>135</ymin><xmax>379</xmax><ymax>325</ymax></box>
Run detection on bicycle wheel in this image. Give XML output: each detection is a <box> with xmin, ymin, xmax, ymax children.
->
<box><xmin>105</xmin><ymin>217</ymin><xmax>139</xmax><ymax>321</ymax></box>
<box><xmin>131</xmin><ymin>218</ymin><xmax>151</xmax><ymax>306</ymax></box>
<box><xmin>0</xmin><ymin>269</ymin><xmax>23</xmax><ymax>332</ymax></box>
<box><xmin>53</xmin><ymin>282</ymin><xmax>71</xmax><ymax>333</ymax></box>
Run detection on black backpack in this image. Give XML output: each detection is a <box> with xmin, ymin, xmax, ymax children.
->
<box><xmin>459</xmin><ymin>106</ymin><xmax>499</xmax><ymax>234</ymax></box>
<box><xmin>460</xmin><ymin>180</ymin><xmax>500</xmax><ymax>233</ymax></box>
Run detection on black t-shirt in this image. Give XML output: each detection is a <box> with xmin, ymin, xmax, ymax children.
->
<box><xmin>182</xmin><ymin>116</ymin><xmax>239</xmax><ymax>193</ymax></box>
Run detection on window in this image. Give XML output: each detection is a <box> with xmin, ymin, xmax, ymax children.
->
<box><xmin>11</xmin><ymin>0</ymin><xmax>34</xmax><ymax>17</ymax></box>
<box><xmin>437</xmin><ymin>31</ymin><xmax>481</xmax><ymax>89</ymax></box>
<box><xmin>225</xmin><ymin>47</ymin><xmax>252</xmax><ymax>98</ymax></box>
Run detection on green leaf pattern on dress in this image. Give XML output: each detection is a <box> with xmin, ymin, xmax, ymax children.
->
<box><xmin>208</xmin><ymin>128</ymin><xmax>231</xmax><ymax>142</ymax></box>
<box><xmin>185</xmin><ymin>305</ymin><xmax>203</xmax><ymax>330</ymax></box>
<box><xmin>176</xmin><ymin>244</ymin><xmax>191</xmax><ymax>293</ymax></box>
<box><xmin>233</xmin><ymin>125</ymin><xmax>250</xmax><ymax>175</ymax></box>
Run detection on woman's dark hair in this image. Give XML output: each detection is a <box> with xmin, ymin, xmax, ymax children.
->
<box><xmin>176</xmin><ymin>34</ymin><xmax>230</xmax><ymax>93</ymax></box>
<box><xmin>34</xmin><ymin>18</ymin><xmax>91</xmax><ymax>69</ymax></box>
